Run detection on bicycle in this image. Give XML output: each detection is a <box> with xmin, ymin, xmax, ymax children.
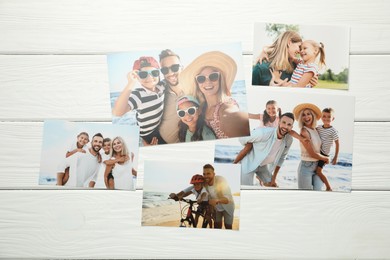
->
<box><xmin>169</xmin><ymin>197</ymin><xmax>214</xmax><ymax>228</ymax></box>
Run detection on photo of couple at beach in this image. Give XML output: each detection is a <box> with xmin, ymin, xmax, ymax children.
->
<box><xmin>252</xmin><ymin>22</ymin><xmax>350</xmax><ymax>90</ymax></box>
<box><xmin>215</xmin><ymin>87</ymin><xmax>355</xmax><ymax>192</ymax></box>
<box><xmin>142</xmin><ymin>161</ymin><xmax>241</xmax><ymax>230</ymax></box>
<box><xmin>39</xmin><ymin>120</ymin><xmax>139</xmax><ymax>190</ymax></box>
<box><xmin>106</xmin><ymin>42</ymin><xmax>250</xmax><ymax>147</ymax></box>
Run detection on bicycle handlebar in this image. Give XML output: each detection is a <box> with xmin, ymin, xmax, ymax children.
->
<box><xmin>168</xmin><ymin>197</ymin><xmax>197</xmax><ymax>204</ymax></box>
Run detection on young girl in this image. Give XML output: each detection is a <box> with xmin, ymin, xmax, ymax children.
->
<box><xmin>248</xmin><ymin>100</ymin><xmax>282</xmax><ymax>128</ymax></box>
<box><xmin>57</xmin><ymin>132</ymin><xmax>89</xmax><ymax>186</ymax></box>
<box><xmin>176</xmin><ymin>95</ymin><xmax>216</xmax><ymax>142</ymax></box>
<box><xmin>271</xmin><ymin>40</ymin><xmax>326</xmax><ymax>88</ymax></box>
<box><xmin>66</xmin><ymin>132</ymin><xmax>89</xmax><ymax>157</ymax></box>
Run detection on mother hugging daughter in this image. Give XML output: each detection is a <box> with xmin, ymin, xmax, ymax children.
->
<box><xmin>253</xmin><ymin>30</ymin><xmax>324</xmax><ymax>88</ymax></box>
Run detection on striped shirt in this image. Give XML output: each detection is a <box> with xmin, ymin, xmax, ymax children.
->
<box><xmin>316</xmin><ymin>125</ymin><xmax>339</xmax><ymax>155</ymax></box>
<box><xmin>290</xmin><ymin>61</ymin><xmax>318</xmax><ymax>88</ymax></box>
<box><xmin>128</xmin><ymin>84</ymin><xmax>165</xmax><ymax>137</ymax></box>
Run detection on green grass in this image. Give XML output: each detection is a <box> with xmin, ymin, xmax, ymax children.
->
<box><xmin>316</xmin><ymin>80</ymin><xmax>348</xmax><ymax>90</ymax></box>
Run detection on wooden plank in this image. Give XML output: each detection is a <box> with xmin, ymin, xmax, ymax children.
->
<box><xmin>0</xmin><ymin>122</ymin><xmax>388</xmax><ymax>190</ymax></box>
<box><xmin>0</xmin><ymin>55</ymin><xmax>112</xmax><ymax>121</ymax></box>
<box><xmin>0</xmin><ymin>0</ymin><xmax>389</xmax><ymax>54</ymax></box>
<box><xmin>0</xmin><ymin>55</ymin><xmax>389</xmax><ymax>121</ymax></box>
<box><xmin>0</xmin><ymin>189</ymin><xmax>389</xmax><ymax>259</ymax></box>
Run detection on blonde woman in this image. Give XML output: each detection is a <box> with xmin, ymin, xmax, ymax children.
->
<box><xmin>252</xmin><ymin>31</ymin><xmax>303</xmax><ymax>86</ymax></box>
<box><xmin>293</xmin><ymin>103</ymin><xmax>329</xmax><ymax>191</ymax></box>
<box><xmin>180</xmin><ymin>51</ymin><xmax>250</xmax><ymax>139</ymax></box>
<box><xmin>104</xmin><ymin>136</ymin><xmax>136</xmax><ymax>190</ymax></box>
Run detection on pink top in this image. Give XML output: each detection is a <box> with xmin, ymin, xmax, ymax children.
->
<box><xmin>259</xmin><ymin>114</ymin><xmax>279</xmax><ymax>128</ymax></box>
<box><xmin>207</xmin><ymin>98</ymin><xmax>238</xmax><ymax>139</ymax></box>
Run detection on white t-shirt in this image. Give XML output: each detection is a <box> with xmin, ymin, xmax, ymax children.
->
<box><xmin>206</xmin><ymin>185</ymin><xmax>224</xmax><ymax>212</ymax></box>
<box><xmin>67</xmin><ymin>142</ymin><xmax>88</xmax><ymax>153</ymax></box>
<box><xmin>94</xmin><ymin>152</ymin><xmax>111</xmax><ymax>188</ymax></box>
<box><xmin>63</xmin><ymin>149</ymin><xmax>101</xmax><ymax>187</ymax></box>
<box><xmin>191</xmin><ymin>187</ymin><xmax>208</xmax><ymax>202</ymax></box>
<box><xmin>260</xmin><ymin>138</ymin><xmax>283</xmax><ymax>166</ymax></box>
<box><xmin>112</xmin><ymin>159</ymin><xmax>134</xmax><ymax>190</ymax></box>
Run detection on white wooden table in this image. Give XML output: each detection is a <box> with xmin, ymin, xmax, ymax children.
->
<box><xmin>0</xmin><ymin>0</ymin><xmax>390</xmax><ymax>258</ymax></box>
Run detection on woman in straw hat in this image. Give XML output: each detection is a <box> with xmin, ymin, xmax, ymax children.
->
<box><xmin>293</xmin><ymin>103</ymin><xmax>329</xmax><ymax>190</ymax></box>
<box><xmin>179</xmin><ymin>51</ymin><xmax>250</xmax><ymax>139</ymax></box>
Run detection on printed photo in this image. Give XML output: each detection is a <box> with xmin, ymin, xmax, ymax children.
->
<box><xmin>252</xmin><ymin>23</ymin><xmax>350</xmax><ymax>90</ymax></box>
<box><xmin>107</xmin><ymin>42</ymin><xmax>250</xmax><ymax>146</ymax></box>
<box><xmin>39</xmin><ymin>120</ymin><xmax>139</xmax><ymax>190</ymax></box>
<box><xmin>142</xmin><ymin>161</ymin><xmax>241</xmax><ymax>230</ymax></box>
<box><xmin>215</xmin><ymin>87</ymin><xmax>355</xmax><ymax>192</ymax></box>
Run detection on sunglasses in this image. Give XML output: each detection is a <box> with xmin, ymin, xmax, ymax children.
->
<box><xmin>195</xmin><ymin>72</ymin><xmax>220</xmax><ymax>84</ymax></box>
<box><xmin>177</xmin><ymin>106</ymin><xmax>198</xmax><ymax>118</ymax></box>
<box><xmin>137</xmin><ymin>69</ymin><xmax>160</xmax><ymax>79</ymax></box>
<box><xmin>160</xmin><ymin>64</ymin><xmax>181</xmax><ymax>75</ymax></box>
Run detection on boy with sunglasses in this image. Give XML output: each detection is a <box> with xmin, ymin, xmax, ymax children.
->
<box><xmin>112</xmin><ymin>56</ymin><xmax>166</xmax><ymax>144</ymax></box>
<box><xmin>176</xmin><ymin>95</ymin><xmax>216</xmax><ymax>142</ymax></box>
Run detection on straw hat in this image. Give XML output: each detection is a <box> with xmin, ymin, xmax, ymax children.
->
<box><xmin>179</xmin><ymin>51</ymin><xmax>237</xmax><ymax>95</ymax></box>
<box><xmin>293</xmin><ymin>103</ymin><xmax>322</xmax><ymax>120</ymax></box>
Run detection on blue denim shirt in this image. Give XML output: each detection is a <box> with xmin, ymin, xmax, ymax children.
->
<box><xmin>239</xmin><ymin>127</ymin><xmax>293</xmax><ymax>175</ymax></box>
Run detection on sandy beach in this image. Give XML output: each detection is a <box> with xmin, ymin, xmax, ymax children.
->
<box><xmin>142</xmin><ymin>203</ymin><xmax>240</xmax><ymax>230</ymax></box>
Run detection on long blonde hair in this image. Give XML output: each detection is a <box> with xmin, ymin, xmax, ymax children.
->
<box><xmin>304</xmin><ymin>40</ymin><xmax>326</xmax><ymax>69</ymax></box>
<box><xmin>189</xmin><ymin>66</ymin><xmax>230</xmax><ymax>112</ymax></box>
<box><xmin>268</xmin><ymin>31</ymin><xmax>302</xmax><ymax>73</ymax></box>
<box><xmin>110</xmin><ymin>136</ymin><xmax>129</xmax><ymax>157</ymax></box>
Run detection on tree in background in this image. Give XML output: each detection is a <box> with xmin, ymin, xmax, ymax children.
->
<box><xmin>319</xmin><ymin>68</ymin><xmax>348</xmax><ymax>83</ymax></box>
<box><xmin>265</xmin><ymin>23</ymin><xmax>300</xmax><ymax>41</ymax></box>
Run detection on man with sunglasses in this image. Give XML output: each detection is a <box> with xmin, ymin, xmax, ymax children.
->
<box><xmin>155</xmin><ymin>49</ymin><xmax>185</xmax><ymax>144</ymax></box>
<box><xmin>234</xmin><ymin>112</ymin><xmax>295</xmax><ymax>187</ymax></box>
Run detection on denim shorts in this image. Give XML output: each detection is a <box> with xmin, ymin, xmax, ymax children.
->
<box><xmin>298</xmin><ymin>160</ymin><xmax>323</xmax><ymax>190</ymax></box>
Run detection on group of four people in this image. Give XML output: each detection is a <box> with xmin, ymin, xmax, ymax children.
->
<box><xmin>112</xmin><ymin>49</ymin><xmax>250</xmax><ymax>145</ymax></box>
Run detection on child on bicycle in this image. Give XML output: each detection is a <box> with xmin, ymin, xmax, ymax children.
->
<box><xmin>169</xmin><ymin>174</ymin><xmax>213</xmax><ymax>227</ymax></box>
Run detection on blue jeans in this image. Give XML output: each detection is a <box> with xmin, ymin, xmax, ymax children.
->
<box><xmin>298</xmin><ymin>160</ymin><xmax>323</xmax><ymax>190</ymax></box>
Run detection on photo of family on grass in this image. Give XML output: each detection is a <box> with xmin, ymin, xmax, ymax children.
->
<box><xmin>215</xmin><ymin>87</ymin><xmax>355</xmax><ymax>192</ymax></box>
<box><xmin>39</xmin><ymin>120</ymin><xmax>139</xmax><ymax>190</ymax></box>
<box><xmin>106</xmin><ymin>42</ymin><xmax>250</xmax><ymax>146</ymax></box>
<box><xmin>142</xmin><ymin>161</ymin><xmax>241</xmax><ymax>230</ymax></box>
<box><xmin>252</xmin><ymin>23</ymin><xmax>350</xmax><ymax>90</ymax></box>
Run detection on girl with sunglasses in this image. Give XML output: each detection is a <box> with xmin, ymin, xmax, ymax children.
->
<box><xmin>180</xmin><ymin>51</ymin><xmax>250</xmax><ymax>139</ymax></box>
<box><xmin>112</xmin><ymin>56</ymin><xmax>166</xmax><ymax>145</ymax></box>
<box><xmin>176</xmin><ymin>95</ymin><xmax>216</xmax><ymax>142</ymax></box>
